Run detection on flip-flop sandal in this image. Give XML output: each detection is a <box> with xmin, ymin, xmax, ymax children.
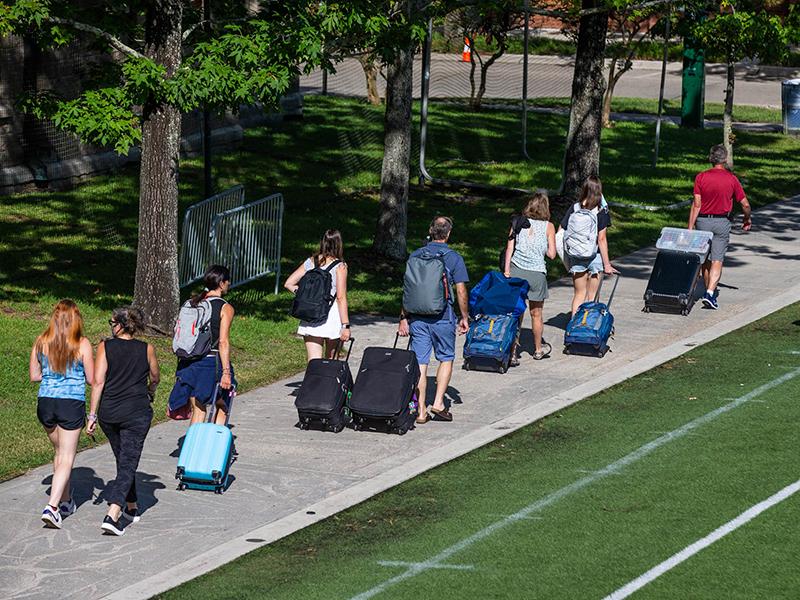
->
<box><xmin>430</xmin><ymin>408</ymin><xmax>453</xmax><ymax>422</ymax></box>
<box><xmin>533</xmin><ymin>343</ymin><xmax>553</xmax><ymax>361</ymax></box>
<box><xmin>415</xmin><ymin>414</ymin><xmax>431</xmax><ymax>425</ymax></box>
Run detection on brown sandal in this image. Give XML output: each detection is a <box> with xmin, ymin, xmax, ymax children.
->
<box><xmin>430</xmin><ymin>407</ymin><xmax>453</xmax><ymax>422</ymax></box>
<box><xmin>415</xmin><ymin>414</ymin><xmax>431</xmax><ymax>425</ymax></box>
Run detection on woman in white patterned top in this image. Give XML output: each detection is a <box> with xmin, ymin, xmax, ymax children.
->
<box><xmin>504</xmin><ymin>191</ymin><xmax>556</xmax><ymax>362</ymax></box>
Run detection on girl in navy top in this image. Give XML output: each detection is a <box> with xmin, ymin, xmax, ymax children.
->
<box><xmin>29</xmin><ymin>299</ymin><xmax>94</xmax><ymax>529</ymax></box>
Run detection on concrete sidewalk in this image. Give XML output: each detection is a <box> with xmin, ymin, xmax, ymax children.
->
<box><xmin>2</xmin><ymin>197</ymin><xmax>800</xmax><ymax>600</ymax></box>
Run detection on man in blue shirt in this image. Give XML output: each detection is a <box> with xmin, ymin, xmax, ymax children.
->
<box><xmin>399</xmin><ymin>216</ymin><xmax>469</xmax><ymax>423</ymax></box>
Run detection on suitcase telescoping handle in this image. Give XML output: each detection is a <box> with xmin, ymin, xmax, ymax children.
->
<box><xmin>594</xmin><ymin>272</ymin><xmax>621</xmax><ymax>309</ymax></box>
<box><xmin>393</xmin><ymin>332</ymin><xmax>412</xmax><ymax>351</ymax></box>
<box><xmin>206</xmin><ymin>383</ymin><xmax>236</xmax><ymax>426</ymax></box>
<box><xmin>333</xmin><ymin>338</ymin><xmax>355</xmax><ymax>362</ymax></box>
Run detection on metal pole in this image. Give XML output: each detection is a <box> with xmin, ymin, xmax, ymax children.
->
<box><xmin>653</xmin><ymin>5</ymin><xmax>672</xmax><ymax>168</ymax></box>
<box><xmin>522</xmin><ymin>0</ymin><xmax>531</xmax><ymax>159</ymax></box>
<box><xmin>418</xmin><ymin>18</ymin><xmax>433</xmax><ymax>185</ymax></box>
<box><xmin>322</xmin><ymin>68</ymin><xmax>328</xmax><ymax>95</ymax></box>
<box><xmin>202</xmin><ymin>0</ymin><xmax>213</xmax><ymax>198</ymax></box>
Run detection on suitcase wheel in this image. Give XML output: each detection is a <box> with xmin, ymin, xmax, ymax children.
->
<box><xmin>321</xmin><ymin>418</ymin><xmax>328</xmax><ymax>425</ymax></box>
<box><xmin>643</xmin><ymin>305</ymin><xmax>651</xmax><ymax>313</ymax></box>
<box><xmin>214</xmin><ymin>487</ymin><xmax>223</xmax><ymax>495</ymax></box>
<box><xmin>464</xmin><ymin>360</ymin><xmax>471</xmax><ymax>371</ymax></box>
<box><xmin>396</xmin><ymin>427</ymin><xmax>407</xmax><ymax>436</ymax></box>
<box><xmin>498</xmin><ymin>361</ymin><xmax>508</xmax><ymax>374</ymax></box>
<box><xmin>598</xmin><ymin>347</ymin><xmax>608</xmax><ymax>358</ymax></box>
<box><xmin>177</xmin><ymin>483</ymin><xmax>186</xmax><ymax>491</ymax></box>
<box><xmin>330</xmin><ymin>423</ymin><xmax>344</xmax><ymax>433</ymax></box>
<box><xmin>353</xmin><ymin>422</ymin><xmax>362</xmax><ymax>431</ymax></box>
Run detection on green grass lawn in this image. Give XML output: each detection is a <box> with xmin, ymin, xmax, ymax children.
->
<box><xmin>158</xmin><ymin>302</ymin><xmax>800</xmax><ymax>600</ymax></box>
<box><xmin>520</xmin><ymin>96</ymin><xmax>783</xmax><ymax>124</ymax></box>
<box><xmin>2</xmin><ymin>94</ymin><xmax>799</xmax><ymax>480</ymax></box>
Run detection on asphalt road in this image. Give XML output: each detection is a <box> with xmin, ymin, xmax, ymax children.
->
<box><xmin>301</xmin><ymin>53</ymin><xmax>799</xmax><ymax>108</ymax></box>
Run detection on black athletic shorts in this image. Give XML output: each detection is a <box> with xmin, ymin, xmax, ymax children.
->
<box><xmin>37</xmin><ymin>397</ymin><xmax>86</xmax><ymax>431</ymax></box>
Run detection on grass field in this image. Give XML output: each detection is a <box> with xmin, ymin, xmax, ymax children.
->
<box><xmin>2</xmin><ymin>94</ymin><xmax>799</xmax><ymax>480</ymax></box>
<box><xmin>159</xmin><ymin>301</ymin><xmax>800</xmax><ymax>599</ymax></box>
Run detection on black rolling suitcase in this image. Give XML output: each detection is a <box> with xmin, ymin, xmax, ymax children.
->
<box><xmin>295</xmin><ymin>339</ymin><xmax>354</xmax><ymax>432</ymax></box>
<box><xmin>643</xmin><ymin>250</ymin><xmax>702</xmax><ymax>315</ymax></box>
<box><xmin>349</xmin><ymin>334</ymin><xmax>420</xmax><ymax>435</ymax></box>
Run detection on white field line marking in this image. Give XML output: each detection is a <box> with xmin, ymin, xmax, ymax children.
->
<box><xmin>377</xmin><ymin>560</ymin><xmax>475</xmax><ymax>571</ymax></box>
<box><xmin>352</xmin><ymin>367</ymin><xmax>800</xmax><ymax>600</ymax></box>
<box><xmin>603</xmin><ymin>477</ymin><xmax>800</xmax><ymax>600</ymax></box>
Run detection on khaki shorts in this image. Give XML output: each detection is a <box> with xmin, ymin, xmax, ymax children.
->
<box><xmin>695</xmin><ymin>217</ymin><xmax>731</xmax><ymax>262</ymax></box>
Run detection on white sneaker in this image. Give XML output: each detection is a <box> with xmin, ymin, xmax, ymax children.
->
<box><xmin>59</xmin><ymin>498</ymin><xmax>76</xmax><ymax>518</ymax></box>
<box><xmin>41</xmin><ymin>505</ymin><xmax>62</xmax><ymax>529</ymax></box>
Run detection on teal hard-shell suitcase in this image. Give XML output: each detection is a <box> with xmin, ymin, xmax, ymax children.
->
<box><xmin>175</xmin><ymin>385</ymin><xmax>235</xmax><ymax>493</ymax></box>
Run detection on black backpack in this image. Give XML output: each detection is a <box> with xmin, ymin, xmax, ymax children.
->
<box><xmin>290</xmin><ymin>259</ymin><xmax>341</xmax><ymax>324</ymax></box>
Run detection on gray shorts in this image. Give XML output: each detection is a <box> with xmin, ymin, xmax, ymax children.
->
<box><xmin>509</xmin><ymin>265</ymin><xmax>549</xmax><ymax>301</ymax></box>
<box><xmin>695</xmin><ymin>216</ymin><xmax>732</xmax><ymax>262</ymax></box>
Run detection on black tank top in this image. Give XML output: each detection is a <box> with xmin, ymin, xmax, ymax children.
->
<box><xmin>208</xmin><ymin>296</ymin><xmax>228</xmax><ymax>352</ymax></box>
<box><xmin>99</xmin><ymin>338</ymin><xmax>151</xmax><ymax>422</ymax></box>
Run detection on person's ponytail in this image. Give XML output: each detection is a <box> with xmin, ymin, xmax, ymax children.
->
<box><xmin>190</xmin><ymin>265</ymin><xmax>231</xmax><ymax>307</ymax></box>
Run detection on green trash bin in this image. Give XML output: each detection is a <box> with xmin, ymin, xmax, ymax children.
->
<box><xmin>681</xmin><ymin>47</ymin><xmax>705</xmax><ymax>129</ymax></box>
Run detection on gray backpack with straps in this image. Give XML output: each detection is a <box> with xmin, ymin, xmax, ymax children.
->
<box><xmin>403</xmin><ymin>249</ymin><xmax>453</xmax><ymax>316</ymax></box>
<box><xmin>172</xmin><ymin>297</ymin><xmax>225</xmax><ymax>359</ymax></box>
<box><xmin>564</xmin><ymin>202</ymin><xmax>599</xmax><ymax>260</ymax></box>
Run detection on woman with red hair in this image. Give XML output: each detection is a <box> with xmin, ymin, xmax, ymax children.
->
<box><xmin>29</xmin><ymin>299</ymin><xmax>94</xmax><ymax>529</ymax></box>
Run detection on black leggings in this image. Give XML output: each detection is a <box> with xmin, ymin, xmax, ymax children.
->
<box><xmin>99</xmin><ymin>411</ymin><xmax>152</xmax><ymax>507</ymax></box>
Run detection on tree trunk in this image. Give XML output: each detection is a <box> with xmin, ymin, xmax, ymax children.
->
<box><xmin>474</xmin><ymin>44</ymin><xmax>505</xmax><ymax>110</ymax></box>
<box><xmin>358</xmin><ymin>54</ymin><xmax>381</xmax><ymax>105</ymax></box>
<box><xmin>723</xmin><ymin>60</ymin><xmax>735</xmax><ymax>168</ymax></box>
<box><xmin>602</xmin><ymin>59</ymin><xmax>618</xmax><ymax>128</ymax></box>
<box><xmin>560</xmin><ymin>0</ymin><xmax>608</xmax><ymax>201</ymax></box>
<box><xmin>373</xmin><ymin>44</ymin><xmax>414</xmax><ymax>260</ymax></box>
<box><xmin>133</xmin><ymin>0</ymin><xmax>183</xmax><ymax>332</ymax></box>
<box><xmin>468</xmin><ymin>36</ymin><xmax>479</xmax><ymax>106</ymax></box>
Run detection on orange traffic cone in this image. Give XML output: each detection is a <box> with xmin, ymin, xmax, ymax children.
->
<box><xmin>461</xmin><ymin>37</ymin><xmax>471</xmax><ymax>62</ymax></box>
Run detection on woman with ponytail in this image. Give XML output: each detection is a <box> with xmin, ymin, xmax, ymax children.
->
<box><xmin>86</xmin><ymin>307</ymin><xmax>159</xmax><ymax>535</ymax></box>
<box><xmin>285</xmin><ymin>230</ymin><xmax>351</xmax><ymax>362</ymax></box>
<box><xmin>29</xmin><ymin>299</ymin><xmax>94</xmax><ymax>529</ymax></box>
<box><xmin>168</xmin><ymin>265</ymin><xmax>236</xmax><ymax>426</ymax></box>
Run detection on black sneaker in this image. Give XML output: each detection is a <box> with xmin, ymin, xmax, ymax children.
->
<box><xmin>121</xmin><ymin>507</ymin><xmax>140</xmax><ymax>523</ymax></box>
<box><xmin>101</xmin><ymin>515</ymin><xmax>125</xmax><ymax>536</ymax></box>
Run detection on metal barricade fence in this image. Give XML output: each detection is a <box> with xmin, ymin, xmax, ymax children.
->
<box><xmin>178</xmin><ymin>185</ymin><xmax>246</xmax><ymax>287</ymax></box>
<box><xmin>210</xmin><ymin>193</ymin><xmax>284</xmax><ymax>293</ymax></box>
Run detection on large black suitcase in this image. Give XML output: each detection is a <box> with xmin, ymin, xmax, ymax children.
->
<box><xmin>295</xmin><ymin>339</ymin><xmax>353</xmax><ymax>433</ymax></box>
<box><xmin>349</xmin><ymin>335</ymin><xmax>420</xmax><ymax>435</ymax></box>
<box><xmin>643</xmin><ymin>250</ymin><xmax>702</xmax><ymax>316</ymax></box>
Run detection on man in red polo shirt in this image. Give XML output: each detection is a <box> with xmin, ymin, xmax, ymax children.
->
<box><xmin>688</xmin><ymin>144</ymin><xmax>751</xmax><ymax>310</ymax></box>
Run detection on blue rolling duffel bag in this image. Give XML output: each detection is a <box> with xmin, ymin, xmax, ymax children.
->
<box><xmin>463</xmin><ymin>271</ymin><xmax>529</xmax><ymax>373</ymax></box>
<box><xmin>464</xmin><ymin>314</ymin><xmax>520</xmax><ymax>373</ymax></box>
<box><xmin>564</xmin><ymin>274</ymin><xmax>619</xmax><ymax>358</ymax></box>
<box><xmin>176</xmin><ymin>384</ymin><xmax>236</xmax><ymax>494</ymax></box>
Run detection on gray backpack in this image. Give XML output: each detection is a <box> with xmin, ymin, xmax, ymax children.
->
<box><xmin>172</xmin><ymin>297</ymin><xmax>225</xmax><ymax>359</ymax></box>
<box><xmin>402</xmin><ymin>250</ymin><xmax>453</xmax><ymax>316</ymax></box>
<box><xmin>564</xmin><ymin>202</ymin><xmax>599</xmax><ymax>260</ymax></box>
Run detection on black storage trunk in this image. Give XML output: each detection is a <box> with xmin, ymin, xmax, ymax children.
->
<box><xmin>295</xmin><ymin>342</ymin><xmax>353</xmax><ymax>433</ymax></box>
<box><xmin>349</xmin><ymin>345</ymin><xmax>420</xmax><ymax>435</ymax></box>
<box><xmin>643</xmin><ymin>250</ymin><xmax>703</xmax><ymax>316</ymax></box>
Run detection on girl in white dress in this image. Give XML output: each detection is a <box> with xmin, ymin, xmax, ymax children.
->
<box><xmin>285</xmin><ymin>230</ymin><xmax>351</xmax><ymax>361</ymax></box>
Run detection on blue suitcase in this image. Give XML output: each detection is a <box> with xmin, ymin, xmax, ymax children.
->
<box><xmin>463</xmin><ymin>272</ymin><xmax>529</xmax><ymax>373</ymax></box>
<box><xmin>176</xmin><ymin>385</ymin><xmax>236</xmax><ymax>494</ymax></box>
<box><xmin>463</xmin><ymin>314</ymin><xmax>520</xmax><ymax>373</ymax></box>
<box><xmin>564</xmin><ymin>274</ymin><xmax>619</xmax><ymax>358</ymax></box>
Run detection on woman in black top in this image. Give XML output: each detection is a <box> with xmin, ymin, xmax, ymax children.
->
<box><xmin>87</xmin><ymin>307</ymin><xmax>160</xmax><ymax>536</ymax></box>
<box><xmin>167</xmin><ymin>265</ymin><xmax>236</xmax><ymax>425</ymax></box>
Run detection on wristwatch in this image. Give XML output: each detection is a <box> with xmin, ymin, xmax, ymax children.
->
<box><xmin>341</xmin><ymin>323</ymin><xmax>351</xmax><ymax>329</ymax></box>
